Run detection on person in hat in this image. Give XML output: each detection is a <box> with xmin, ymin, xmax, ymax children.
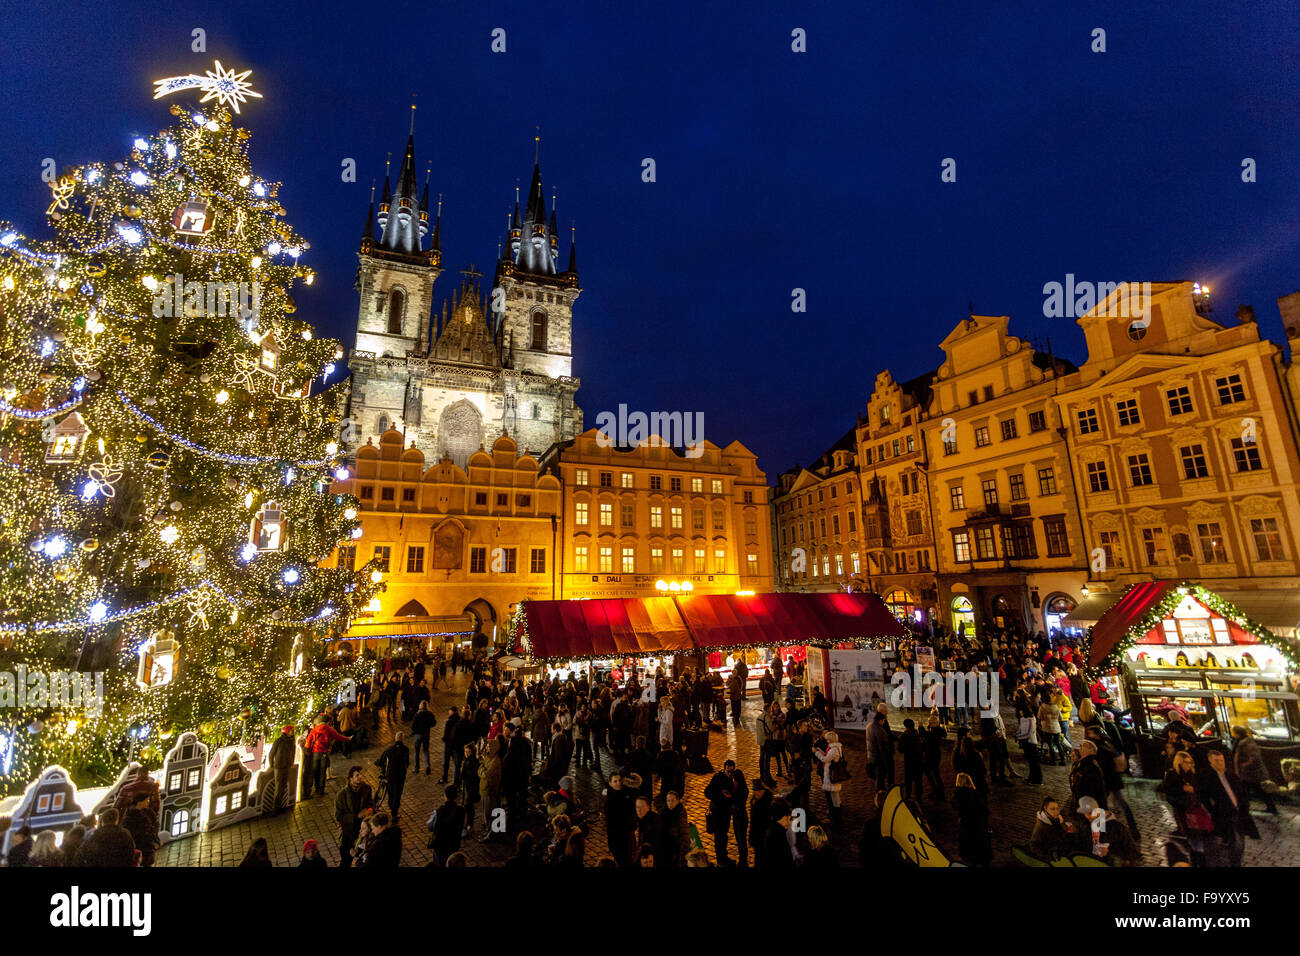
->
<box><xmin>264</xmin><ymin>724</ymin><xmax>297</xmax><ymax>816</ymax></box>
<box><xmin>298</xmin><ymin>839</ymin><xmax>327</xmax><ymax>868</ymax></box>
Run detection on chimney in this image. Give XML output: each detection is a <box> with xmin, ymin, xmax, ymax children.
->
<box><xmin>1278</xmin><ymin>291</ymin><xmax>1300</xmax><ymax>342</ymax></box>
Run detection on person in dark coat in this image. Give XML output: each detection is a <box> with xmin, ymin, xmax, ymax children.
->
<box><xmin>375</xmin><ymin>731</ymin><xmax>410</xmax><ymax>817</ymax></box>
<box><xmin>450</xmin><ymin>709</ymin><xmax>476</xmax><ymax>783</ymax></box>
<box><xmin>298</xmin><ymin>839</ymin><xmax>328</xmax><ymax>868</ymax></box>
<box><xmin>603</xmin><ymin>770</ymin><xmax>637</xmax><ymax>867</ymax></box>
<box><xmin>1069</xmin><ymin>741</ymin><xmax>1107</xmax><ymax>808</ymax></box>
<box><xmin>659</xmin><ymin>790</ymin><xmax>690</xmax><ymax>867</ymax></box>
<box><xmin>121</xmin><ymin>790</ymin><xmax>159</xmax><ymax>867</ymax></box>
<box><xmin>411</xmin><ymin>701</ymin><xmax>437</xmax><ymax>775</ymax></box>
<box><xmin>502</xmin><ymin>723</ymin><xmax>532</xmax><ymax>831</ymax></box>
<box><xmin>439</xmin><ymin>706</ymin><xmax>461</xmax><ymax>783</ymax></box>
<box><xmin>1027</xmin><ymin>796</ymin><xmax>1072</xmax><ymax>861</ymax></box>
<box><xmin>899</xmin><ymin>718</ymin><xmax>924</xmax><ymax>801</ymax></box>
<box><xmin>1200</xmin><ymin>749</ymin><xmax>1260</xmax><ymax>868</ymax></box>
<box><xmin>334</xmin><ymin>766</ymin><xmax>375</xmax><ymax>868</ymax></box>
<box><xmin>362</xmin><ymin>812</ymin><xmax>402</xmax><ymax>867</ymax></box>
<box><xmin>748</xmin><ymin>778</ymin><xmax>774</xmax><ymax>868</ymax></box>
<box><xmin>952</xmin><ymin>773</ymin><xmax>991</xmax><ymax>866</ymax></box>
<box><xmin>704</xmin><ymin>763</ymin><xmax>738</xmax><ymax>865</ymax></box>
<box><xmin>238</xmin><ymin>837</ymin><xmax>272</xmax><ymax>867</ymax></box>
<box><xmin>922</xmin><ymin>715</ymin><xmax>946</xmax><ymax>799</ymax></box>
<box><xmin>623</xmin><ymin>737</ymin><xmax>654</xmax><ymax>800</ymax></box>
<box><xmin>74</xmin><ymin>810</ymin><xmax>136</xmax><ymax>867</ymax></box>
<box><xmin>803</xmin><ymin>825</ymin><xmax>838</xmax><ymax>868</ymax></box>
<box><xmin>428</xmin><ymin>787</ymin><xmax>467</xmax><ymax>866</ymax></box>
<box><xmin>759</xmin><ymin>800</ymin><xmax>798</xmax><ymax>869</ymax></box>
<box><xmin>633</xmin><ymin>795</ymin><xmax>662</xmax><ymax>866</ymax></box>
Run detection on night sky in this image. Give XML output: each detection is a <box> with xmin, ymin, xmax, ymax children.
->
<box><xmin>2</xmin><ymin>1</ymin><xmax>1298</xmax><ymax>482</ymax></box>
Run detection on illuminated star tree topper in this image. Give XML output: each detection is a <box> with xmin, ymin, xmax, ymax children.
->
<box><xmin>153</xmin><ymin>60</ymin><xmax>263</xmax><ymax>114</ymax></box>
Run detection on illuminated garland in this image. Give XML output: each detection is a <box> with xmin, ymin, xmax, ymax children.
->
<box><xmin>1082</xmin><ymin>580</ymin><xmax>1299</xmax><ymax>679</ymax></box>
<box><xmin>0</xmin><ymin>393</ymin><xmax>86</xmax><ymax>419</ymax></box>
<box><xmin>117</xmin><ymin>390</ymin><xmax>331</xmax><ymax>467</ymax></box>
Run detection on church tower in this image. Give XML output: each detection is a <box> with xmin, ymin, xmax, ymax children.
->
<box><xmin>493</xmin><ymin>152</ymin><xmax>580</xmax><ymax>384</ymax></box>
<box><xmin>347</xmin><ymin>111</ymin><xmax>441</xmax><ymax>448</ymax></box>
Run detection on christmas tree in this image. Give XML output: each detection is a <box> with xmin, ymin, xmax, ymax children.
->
<box><xmin>0</xmin><ymin>63</ymin><xmax>377</xmax><ymax>790</ymax></box>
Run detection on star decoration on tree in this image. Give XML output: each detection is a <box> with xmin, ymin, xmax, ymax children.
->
<box><xmin>153</xmin><ymin>60</ymin><xmax>264</xmax><ymax>114</ymax></box>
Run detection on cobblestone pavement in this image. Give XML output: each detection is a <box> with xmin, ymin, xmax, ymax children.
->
<box><xmin>157</xmin><ymin>673</ymin><xmax>1300</xmax><ymax>867</ymax></box>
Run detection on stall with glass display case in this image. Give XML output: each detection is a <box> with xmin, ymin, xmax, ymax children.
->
<box><xmin>1085</xmin><ymin>581</ymin><xmax>1300</xmax><ymax>778</ymax></box>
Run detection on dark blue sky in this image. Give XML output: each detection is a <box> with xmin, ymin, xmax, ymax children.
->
<box><xmin>3</xmin><ymin>1</ymin><xmax>1298</xmax><ymax>480</ymax></box>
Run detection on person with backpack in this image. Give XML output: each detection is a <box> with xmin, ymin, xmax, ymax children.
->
<box><xmin>427</xmin><ymin>786</ymin><xmax>467</xmax><ymax>866</ymax></box>
<box><xmin>813</xmin><ymin>731</ymin><xmax>847</xmax><ymax>825</ymax></box>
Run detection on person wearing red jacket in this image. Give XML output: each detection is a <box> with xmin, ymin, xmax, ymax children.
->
<box><xmin>303</xmin><ymin>715</ymin><xmax>350</xmax><ymax>798</ymax></box>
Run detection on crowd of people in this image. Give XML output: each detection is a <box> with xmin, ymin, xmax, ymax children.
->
<box><xmin>0</xmin><ymin>627</ymin><xmax>1285</xmax><ymax>868</ymax></box>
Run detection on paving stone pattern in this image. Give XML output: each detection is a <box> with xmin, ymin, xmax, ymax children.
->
<box><xmin>157</xmin><ymin>673</ymin><xmax>1300</xmax><ymax>867</ymax></box>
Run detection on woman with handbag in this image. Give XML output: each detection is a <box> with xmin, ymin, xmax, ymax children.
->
<box><xmin>814</xmin><ymin>731</ymin><xmax>848</xmax><ymax>825</ymax></box>
<box><xmin>1162</xmin><ymin>750</ymin><xmax>1209</xmax><ymax>865</ymax></box>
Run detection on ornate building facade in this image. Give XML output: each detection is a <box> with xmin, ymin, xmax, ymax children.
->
<box><xmin>345</xmin><ymin>132</ymin><xmax>582</xmax><ymax>468</ymax></box>
<box><xmin>771</xmin><ymin>428</ymin><xmax>863</xmax><ymax>593</ymax></box>
<box><xmin>542</xmin><ymin>429</ymin><xmax>773</xmax><ymax>600</ymax></box>
<box><xmin>331</xmin><ymin>429</ymin><xmax>562</xmax><ymax>639</ymax></box>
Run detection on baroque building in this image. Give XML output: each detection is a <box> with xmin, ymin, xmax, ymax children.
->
<box><xmin>771</xmin><ymin>428</ymin><xmax>863</xmax><ymax>593</ymax></box>
<box><xmin>345</xmin><ymin>130</ymin><xmax>582</xmax><ymax>468</ymax></box>
<box><xmin>542</xmin><ymin>429</ymin><xmax>773</xmax><ymax>600</ymax></box>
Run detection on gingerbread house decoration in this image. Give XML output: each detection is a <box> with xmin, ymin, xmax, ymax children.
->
<box><xmin>161</xmin><ymin>732</ymin><xmax>209</xmax><ymax>839</ymax></box>
<box><xmin>201</xmin><ymin>744</ymin><xmax>261</xmax><ymax>831</ymax></box>
<box><xmin>2</xmin><ymin>765</ymin><xmax>83</xmax><ymax>856</ymax></box>
<box><xmin>45</xmin><ymin>412</ymin><xmax>89</xmax><ymax>462</ymax></box>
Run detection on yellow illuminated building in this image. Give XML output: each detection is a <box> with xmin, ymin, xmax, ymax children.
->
<box><xmin>542</xmin><ymin>428</ymin><xmax>773</xmax><ymax>599</ymax></box>
<box><xmin>772</xmin><ymin>428</ymin><xmax>862</xmax><ymax>592</ymax></box>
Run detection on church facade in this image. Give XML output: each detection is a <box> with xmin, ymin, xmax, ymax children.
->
<box><xmin>345</xmin><ymin>130</ymin><xmax>583</xmax><ymax>467</ymax></box>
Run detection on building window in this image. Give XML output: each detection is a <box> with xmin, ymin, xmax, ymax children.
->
<box><xmin>373</xmin><ymin>487</ymin><xmax>388</xmax><ymax>504</ymax></box>
<box><xmin>950</xmin><ymin>485</ymin><xmax>965</xmax><ymax>510</ymax></box>
<box><xmin>974</xmin><ymin>426</ymin><xmax>991</xmax><ymax>448</ymax></box>
<box><xmin>1141</xmin><ymin>527</ymin><xmax>1168</xmax><ymax>565</ymax></box>
<box><xmin>406</xmin><ymin>546</ymin><xmax>424</xmax><ymax>574</ymax></box>
<box><xmin>360</xmin><ymin>486</ymin><xmax>374</xmax><ymax>500</ymax></box>
<box><xmin>1250</xmin><ymin>517</ymin><xmax>1285</xmax><ymax>560</ymax></box>
<box><xmin>694</xmin><ymin>548</ymin><xmax>706</xmax><ymax>572</ymax></box>
<box><xmin>1099</xmin><ymin>529</ymin><xmax>1124</xmax><ymax>568</ymax></box>
<box><xmin>983</xmin><ymin>385</ymin><xmax>994</xmax><ymax>401</ymax></box>
<box><xmin>1230</xmin><ymin>438</ymin><xmax>1262</xmax><ymax>472</ymax></box>
<box><xmin>670</xmin><ymin>548</ymin><xmax>684</xmax><ymax>572</ymax></box>
<box><xmin>848</xmin><ymin>511</ymin><xmax>856</xmax><ymax>532</ymax></box>
<box><xmin>747</xmin><ymin>514</ymin><xmax>759</xmax><ymax>536</ymax></box>
<box><xmin>599</xmin><ymin>471</ymin><xmax>613</xmax><ymax>487</ymax></box>
<box><xmin>598</xmin><ymin>547</ymin><xmax>613</xmax><ymax>573</ymax></box>
<box><xmin>1179</xmin><ymin>444</ymin><xmax>1209</xmax><ymax>480</ymax></box>
<box><xmin>651</xmin><ymin>547</ymin><xmax>665</xmax><ymax>572</ymax></box>
<box><xmin>952</xmin><ymin>530</ymin><xmax>971</xmax><ymax>563</ymax></box>
<box><xmin>748</xmin><ymin>553</ymin><xmax>759</xmax><ymax>576</ymax></box>
<box><xmin>743</xmin><ymin>490</ymin><xmax>755</xmax><ymax>504</ymax></box>
<box><xmin>338</xmin><ymin>545</ymin><xmax>357</xmax><ymax>571</ymax></box>
<box><xmin>622</xmin><ymin>472</ymin><xmax>635</xmax><ymax>489</ymax></box>
<box><xmin>1196</xmin><ymin>523</ymin><xmax>1227</xmax><ymax>563</ymax></box>
<box><xmin>517</xmin><ymin>494</ymin><xmax>531</xmax><ymax>508</ymax></box>
<box><xmin>387</xmin><ymin>288</ymin><xmax>405</xmax><ymax>335</ymax></box>
<box><xmin>475</xmin><ymin>492</ymin><xmax>488</xmax><ymax>506</ymax></box>
<box><xmin>715</xmin><ymin>549</ymin><xmax>727</xmax><ymax>572</ymax></box>
<box><xmin>670</xmin><ymin>476</ymin><xmax>682</xmax><ymax>492</ymax></box>
<box><xmin>1009</xmin><ymin>522</ymin><xmax>1036</xmax><ymax>559</ymax></box>
<box><xmin>943</xmin><ymin>437</ymin><xmax>958</xmax><ymax>456</ymax></box>
<box><xmin>892</xmin><ymin>439</ymin><xmax>901</xmax><ymax>457</ymax></box>
<box><xmin>974</xmin><ymin>527</ymin><xmax>996</xmax><ymax>560</ymax></box>
<box><xmin>402</xmin><ymin>488</ymin><xmax>415</xmax><ymax>503</ymax></box>
<box><xmin>712</xmin><ymin>479</ymin><xmax>723</xmax><ymax>494</ymax></box>
<box><xmin>981</xmin><ymin>478</ymin><xmax>998</xmax><ymax>508</ymax></box>
<box><xmin>1216</xmin><ymin>373</ymin><xmax>1245</xmax><ymax>405</ymax></box>
<box><xmin>574</xmin><ymin>546</ymin><xmax>589</xmax><ymax>572</ymax></box>
<box><xmin>692</xmin><ymin>508</ymin><xmax>704</xmax><ymax>530</ymax></box>
<box><xmin>470</xmin><ymin>547</ymin><xmax>487</xmax><ymax>573</ymax></box>
<box><xmin>906</xmin><ymin>435</ymin><xmax>916</xmax><ymax>453</ymax></box>
<box><xmin>1116</xmin><ymin>398</ymin><xmax>1140</xmax><ymax>426</ymax></box>
<box><xmin>1077</xmin><ymin>408</ymin><xmax>1099</xmax><ymax>434</ymax></box>
<box><xmin>685</xmin><ymin>477</ymin><xmax>700</xmax><ymax>493</ymax></box>
<box><xmin>373</xmin><ymin>545</ymin><xmax>391</xmax><ymax>572</ymax></box>
<box><xmin>1038</xmin><ymin>466</ymin><xmax>1058</xmax><ymax>496</ymax></box>
<box><xmin>713</xmin><ymin>510</ymin><xmax>725</xmax><ymax>531</ymax></box>
<box><xmin>670</xmin><ymin>506</ymin><xmax>683</xmax><ymax>530</ymax></box>
<box><xmin>575</xmin><ymin>501</ymin><xmax>589</xmax><ymax>525</ymax></box>
<box><xmin>621</xmin><ymin>547</ymin><xmax>635</xmax><ymax>573</ymax></box>
<box><xmin>1086</xmin><ymin>461</ymin><xmax>1110</xmax><ymax>493</ymax></box>
<box><xmin>822</xmin><ymin>555</ymin><xmax>831</xmax><ymax>576</ymax></box>
<box><xmin>1166</xmin><ymin>386</ymin><xmax>1193</xmax><ymax>416</ymax></box>
<box><xmin>531</xmin><ymin>548</ymin><xmax>546</xmax><ymax>574</ymax></box>
<box><xmin>1127</xmin><ymin>454</ymin><xmax>1153</xmax><ymax>486</ymax></box>
<box><xmin>905</xmin><ymin>510</ymin><xmax>923</xmax><ymax>536</ymax></box>
<box><xmin>833</xmin><ymin>554</ymin><xmax>843</xmax><ymax>576</ymax></box>
<box><xmin>1000</xmin><ymin>418</ymin><xmax>1018</xmax><ymax>441</ymax></box>
<box><xmin>851</xmin><ymin>552</ymin><xmax>861</xmax><ymax>574</ymax></box>
<box><xmin>599</xmin><ymin>502</ymin><xmax>613</xmax><ymax>527</ymax></box>
<box><xmin>1008</xmin><ymin>474</ymin><xmax>1027</xmax><ymax>501</ymax></box>
<box><xmin>650</xmin><ymin>475</ymin><xmax>662</xmax><ymax>491</ymax></box>
<box><xmin>623</xmin><ymin>504</ymin><xmax>636</xmax><ymax>528</ymax></box>
<box><xmin>1028</xmin><ymin>410</ymin><xmax>1047</xmax><ymax>432</ymax></box>
<box><xmin>496</xmin><ymin>493</ymin><xmax>509</xmax><ymax>507</ymax></box>
<box><xmin>499</xmin><ymin>548</ymin><xmax>516</xmax><ymax>573</ymax></box>
<box><xmin>1043</xmin><ymin>516</ymin><xmax>1068</xmax><ymax>557</ymax></box>
<box><xmin>531</xmin><ymin>309</ymin><xmax>548</xmax><ymax>351</ymax></box>
<box><xmin>967</xmin><ymin>390</ymin><xmax>979</xmax><ymax>406</ymax></box>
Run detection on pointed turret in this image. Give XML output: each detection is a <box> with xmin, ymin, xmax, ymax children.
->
<box><xmin>567</xmin><ymin>232</ymin><xmax>577</xmax><ymax>277</ymax></box>
<box><xmin>511</xmin><ymin>158</ymin><xmax>557</xmax><ymax>276</ymax></box>
<box><xmin>379</xmin><ymin>133</ymin><xmax>424</xmax><ymax>255</ymax></box>
<box><xmin>360</xmin><ymin>184</ymin><xmax>375</xmax><ymax>245</ymax></box>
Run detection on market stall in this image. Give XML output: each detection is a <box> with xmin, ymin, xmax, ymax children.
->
<box><xmin>1085</xmin><ymin>581</ymin><xmax>1300</xmax><ymax>778</ymax></box>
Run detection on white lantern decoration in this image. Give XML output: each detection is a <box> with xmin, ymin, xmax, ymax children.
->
<box><xmin>250</xmin><ymin>500</ymin><xmax>285</xmax><ymax>552</ymax></box>
<box><xmin>44</xmin><ymin>412</ymin><xmax>90</xmax><ymax>462</ymax></box>
<box><xmin>137</xmin><ymin>631</ymin><xmax>178</xmax><ymax>690</ymax></box>
<box><xmin>172</xmin><ymin>200</ymin><xmax>213</xmax><ymax>236</ymax></box>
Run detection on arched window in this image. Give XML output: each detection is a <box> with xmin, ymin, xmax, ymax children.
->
<box><xmin>170</xmin><ymin>809</ymin><xmax>190</xmax><ymax>837</ymax></box>
<box><xmin>387</xmin><ymin>289</ymin><xmax>406</xmax><ymax>335</ymax></box>
<box><xmin>531</xmin><ymin>309</ymin><xmax>547</xmax><ymax>351</ymax></box>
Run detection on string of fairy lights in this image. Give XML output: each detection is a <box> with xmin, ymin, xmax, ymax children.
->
<box><xmin>0</xmin><ymin>65</ymin><xmax>381</xmax><ymax>790</ymax></box>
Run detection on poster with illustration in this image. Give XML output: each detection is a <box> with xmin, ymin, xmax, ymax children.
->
<box><xmin>828</xmin><ymin>650</ymin><xmax>885</xmax><ymax>729</ymax></box>
<box><xmin>915</xmin><ymin>646</ymin><xmax>936</xmax><ymax>673</ymax></box>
